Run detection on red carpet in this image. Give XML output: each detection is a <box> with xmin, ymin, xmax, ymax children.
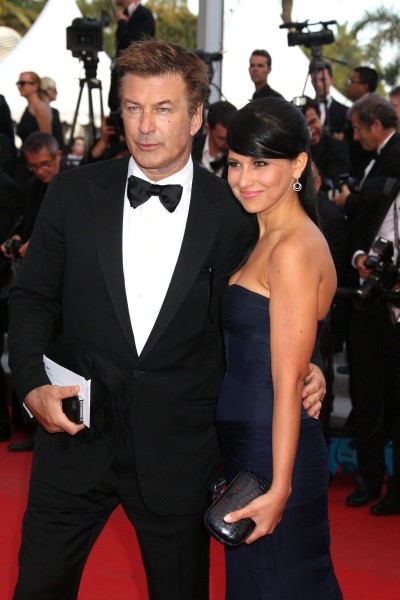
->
<box><xmin>1</xmin><ymin>433</ymin><xmax>400</xmax><ymax>599</ymax></box>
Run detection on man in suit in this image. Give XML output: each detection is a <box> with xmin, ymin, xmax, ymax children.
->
<box><xmin>345</xmin><ymin>175</ymin><xmax>400</xmax><ymax>515</ymax></box>
<box><xmin>344</xmin><ymin>67</ymin><xmax>379</xmax><ymax>180</ymax></box>
<box><xmin>310</xmin><ymin>62</ymin><xmax>348</xmax><ymax>137</ymax></box>
<box><xmin>333</xmin><ymin>93</ymin><xmax>400</xmax><ymax>220</ymax></box>
<box><xmin>248</xmin><ymin>49</ymin><xmax>283</xmax><ymax>100</ymax></box>
<box><xmin>8</xmin><ymin>40</ymin><xmax>326</xmax><ymax>600</ymax></box>
<box><xmin>300</xmin><ymin>98</ymin><xmax>350</xmax><ymax>190</ymax></box>
<box><xmin>192</xmin><ymin>100</ymin><xmax>237</xmax><ymax>179</ymax></box>
<box><xmin>108</xmin><ymin>0</ymin><xmax>155</xmax><ymax>111</ymax></box>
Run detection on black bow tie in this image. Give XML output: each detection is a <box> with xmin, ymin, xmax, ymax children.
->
<box><xmin>127</xmin><ymin>175</ymin><xmax>183</xmax><ymax>213</ymax></box>
<box><xmin>209</xmin><ymin>156</ymin><xmax>227</xmax><ymax>173</ymax></box>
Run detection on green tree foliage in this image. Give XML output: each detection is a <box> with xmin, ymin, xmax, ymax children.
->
<box><xmin>0</xmin><ymin>0</ymin><xmax>46</xmax><ymax>34</ymax></box>
<box><xmin>145</xmin><ymin>0</ymin><xmax>197</xmax><ymax>49</ymax></box>
<box><xmin>352</xmin><ymin>7</ymin><xmax>400</xmax><ymax>87</ymax></box>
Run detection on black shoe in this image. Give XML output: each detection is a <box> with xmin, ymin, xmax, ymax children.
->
<box><xmin>346</xmin><ymin>485</ymin><xmax>381</xmax><ymax>507</ymax></box>
<box><xmin>371</xmin><ymin>490</ymin><xmax>400</xmax><ymax>516</ymax></box>
<box><xmin>8</xmin><ymin>437</ymin><xmax>35</xmax><ymax>452</ymax></box>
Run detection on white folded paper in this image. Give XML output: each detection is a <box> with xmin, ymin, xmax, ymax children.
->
<box><xmin>43</xmin><ymin>355</ymin><xmax>91</xmax><ymax>427</ymax></box>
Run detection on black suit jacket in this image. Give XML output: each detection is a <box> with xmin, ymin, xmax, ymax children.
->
<box><xmin>345</xmin><ymin>132</ymin><xmax>400</xmax><ymax>220</ymax></box>
<box><xmin>191</xmin><ymin>133</ymin><xmax>228</xmax><ymax>179</ymax></box>
<box><xmin>326</xmin><ymin>98</ymin><xmax>348</xmax><ymax>135</ymax></box>
<box><xmin>8</xmin><ymin>158</ymin><xmax>255</xmax><ymax>515</ymax></box>
<box><xmin>352</xmin><ymin>176</ymin><xmax>400</xmax><ymax>255</ymax></box>
<box><xmin>311</xmin><ymin>133</ymin><xmax>350</xmax><ymax>188</ymax></box>
<box><xmin>115</xmin><ymin>4</ymin><xmax>155</xmax><ymax>54</ymax></box>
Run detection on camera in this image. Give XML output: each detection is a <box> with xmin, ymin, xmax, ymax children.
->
<box><xmin>4</xmin><ymin>238</ymin><xmax>22</xmax><ymax>259</ymax></box>
<box><xmin>280</xmin><ymin>20</ymin><xmax>336</xmax><ymax>48</ymax></box>
<box><xmin>66</xmin><ymin>11</ymin><xmax>109</xmax><ymax>59</ymax></box>
<box><xmin>67</xmin><ymin>18</ymin><xmax>103</xmax><ymax>58</ymax></box>
<box><xmin>337</xmin><ymin>172</ymin><xmax>359</xmax><ymax>194</ymax></box>
<box><xmin>356</xmin><ymin>237</ymin><xmax>400</xmax><ymax>300</ymax></box>
<box><xmin>106</xmin><ymin>109</ymin><xmax>124</xmax><ymax>139</ymax></box>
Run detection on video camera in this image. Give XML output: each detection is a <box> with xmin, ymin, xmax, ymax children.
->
<box><xmin>356</xmin><ymin>237</ymin><xmax>400</xmax><ymax>301</ymax></box>
<box><xmin>280</xmin><ymin>20</ymin><xmax>336</xmax><ymax>49</ymax></box>
<box><xmin>66</xmin><ymin>11</ymin><xmax>110</xmax><ymax>59</ymax></box>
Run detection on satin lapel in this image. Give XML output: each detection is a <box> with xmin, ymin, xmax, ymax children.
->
<box><xmin>369</xmin><ymin>133</ymin><xmax>400</xmax><ymax>178</ymax></box>
<box><xmin>89</xmin><ymin>157</ymin><xmax>137</xmax><ymax>356</ymax></box>
<box><xmin>138</xmin><ymin>166</ymin><xmax>228</xmax><ymax>360</ymax></box>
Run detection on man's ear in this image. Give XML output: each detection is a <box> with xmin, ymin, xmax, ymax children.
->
<box><xmin>190</xmin><ymin>103</ymin><xmax>204</xmax><ymax>137</ymax></box>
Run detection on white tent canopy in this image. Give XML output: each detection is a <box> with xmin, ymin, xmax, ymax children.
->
<box><xmin>0</xmin><ymin>0</ymin><xmax>111</xmax><ymax>138</ymax></box>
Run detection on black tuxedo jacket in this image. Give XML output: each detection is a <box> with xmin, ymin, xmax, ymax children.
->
<box><xmin>115</xmin><ymin>4</ymin><xmax>155</xmax><ymax>55</ymax></box>
<box><xmin>8</xmin><ymin>158</ymin><xmax>255</xmax><ymax>515</ymax></box>
<box><xmin>345</xmin><ymin>132</ymin><xmax>400</xmax><ymax>220</ymax></box>
<box><xmin>326</xmin><ymin>98</ymin><xmax>348</xmax><ymax>135</ymax></box>
<box><xmin>352</xmin><ymin>176</ymin><xmax>400</xmax><ymax>255</ymax></box>
<box><xmin>311</xmin><ymin>133</ymin><xmax>350</xmax><ymax>188</ymax></box>
<box><xmin>191</xmin><ymin>133</ymin><xmax>229</xmax><ymax>180</ymax></box>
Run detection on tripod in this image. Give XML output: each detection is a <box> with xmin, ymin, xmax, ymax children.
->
<box><xmin>69</xmin><ymin>52</ymin><xmax>104</xmax><ymax>148</ymax></box>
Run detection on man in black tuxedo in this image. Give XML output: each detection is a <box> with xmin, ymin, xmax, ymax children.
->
<box><xmin>300</xmin><ymin>98</ymin><xmax>350</xmax><ymax>190</ymax></box>
<box><xmin>345</xmin><ymin>175</ymin><xmax>400</xmax><ymax>515</ymax></box>
<box><xmin>333</xmin><ymin>93</ymin><xmax>400</xmax><ymax>220</ymax></box>
<box><xmin>108</xmin><ymin>0</ymin><xmax>155</xmax><ymax>111</ymax></box>
<box><xmin>9</xmin><ymin>40</ymin><xmax>326</xmax><ymax>600</ymax></box>
<box><xmin>310</xmin><ymin>63</ymin><xmax>348</xmax><ymax>137</ymax></box>
<box><xmin>344</xmin><ymin>67</ymin><xmax>379</xmax><ymax>180</ymax></box>
<box><xmin>192</xmin><ymin>100</ymin><xmax>237</xmax><ymax>179</ymax></box>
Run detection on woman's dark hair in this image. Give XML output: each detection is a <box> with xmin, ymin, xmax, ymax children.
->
<box><xmin>227</xmin><ymin>97</ymin><xmax>318</xmax><ymax>225</ymax></box>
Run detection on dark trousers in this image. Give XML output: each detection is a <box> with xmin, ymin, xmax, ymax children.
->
<box><xmin>13</xmin><ymin>434</ymin><xmax>210</xmax><ymax>600</ymax></box>
<box><xmin>349</xmin><ymin>301</ymin><xmax>400</xmax><ymax>492</ymax></box>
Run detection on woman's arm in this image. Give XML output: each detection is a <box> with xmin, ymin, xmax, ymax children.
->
<box><xmin>224</xmin><ymin>236</ymin><xmax>321</xmax><ymax>541</ymax></box>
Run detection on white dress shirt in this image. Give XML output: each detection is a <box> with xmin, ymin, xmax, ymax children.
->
<box><xmin>122</xmin><ymin>157</ymin><xmax>193</xmax><ymax>354</ymax></box>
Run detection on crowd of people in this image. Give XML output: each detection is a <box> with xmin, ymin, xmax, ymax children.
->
<box><xmin>0</xmin><ymin>1</ymin><xmax>399</xmax><ymax>598</ymax></box>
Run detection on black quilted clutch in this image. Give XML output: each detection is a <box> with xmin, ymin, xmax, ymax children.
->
<box><xmin>204</xmin><ymin>471</ymin><xmax>270</xmax><ymax>547</ymax></box>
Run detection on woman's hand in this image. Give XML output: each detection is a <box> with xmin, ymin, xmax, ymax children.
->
<box><xmin>223</xmin><ymin>487</ymin><xmax>290</xmax><ymax>544</ymax></box>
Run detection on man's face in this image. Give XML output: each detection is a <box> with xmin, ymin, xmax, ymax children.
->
<box><xmin>207</xmin><ymin>123</ymin><xmax>228</xmax><ymax>154</ymax></box>
<box><xmin>390</xmin><ymin>95</ymin><xmax>400</xmax><ymax>130</ymax></box>
<box><xmin>24</xmin><ymin>148</ymin><xmax>61</xmax><ymax>184</ymax></box>
<box><xmin>346</xmin><ymin>71</ymin><xmax>368</xmax><ymax>101</ymax></box>
<box><xmin>120</xmin><ymin>73</ymin><xmax>202</xmax><ymax>181</ymax></box>
<box><xmin>249</xmin><ymin>55</ymin><xmax>271</xmax><ymax>86</ymax></box>
<box><xmin>351</xmin><ymin>113</ymin><xmax>379</xmax><ymax>151</ymax></box>
<box><xmin>311</xmin><ymin>68</ymin><xmax>332</xmax><ymax>98</ymax></box>
<box><xmin>305</xmin><ymin>107</ymin><xmax>323</xmax><ymax>146</ymax></box>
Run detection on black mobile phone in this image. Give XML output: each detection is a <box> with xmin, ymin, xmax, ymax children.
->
<box><xmin>62</xmin><ymin>396</ymin><xmax>83</xmax><ymax>424</ymax></box>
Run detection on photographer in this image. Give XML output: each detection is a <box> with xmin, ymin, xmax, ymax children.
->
<box><xmin>299</xmin><ymin>97</ymin><xmax>350</xmax><ymax>191</ymax></box>
<box><xmin>345</xmin><ymin>175</ymin><xmax>400</xmax><ymax>515</ymax></box>
<box><xmin>332</xmin><ymin>94</ymin><xmax>400</xmax><ymax>220</ymax></box>
<box><xmin>1</xmin><ymin>131</ymin><xmax>62</xmax><ymax>451</ymax></box>
<box><xmin>85</xmin><ymin>113</ymin><xmax>128</xmax><ymax>163</ymax></box>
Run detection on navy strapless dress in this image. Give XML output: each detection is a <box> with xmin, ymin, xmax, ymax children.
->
<box><xmin>216</xmin><ymin>285</ymin><xmax>342</xmax><ymax>600</ymax></box>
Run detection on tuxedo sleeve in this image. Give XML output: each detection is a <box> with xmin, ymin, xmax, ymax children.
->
<box><xmin>8</xmin><ymin>175</ymin><xmax>65</xmax><ymax>401</ymax></box>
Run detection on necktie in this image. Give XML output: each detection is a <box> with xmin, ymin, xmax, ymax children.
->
<box><xmin>127</xmin><ymin>175</ymin><xmax>183</xmax><ymax>213</ymax></box>
<box><xmin>209</xmin><ymin>156</ymin><xmax>227</xmax><ymax>174</ymax></box>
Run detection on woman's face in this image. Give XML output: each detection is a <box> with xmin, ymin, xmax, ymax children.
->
<box><xmin>227</xmin><ymin>150</ymin><xmax>304</xmax><ymax>215</ymax></box>
<box><xmin>17</xmin><ymin>73</ymin><xmax>38</xmax><ymax>98</ymax></box>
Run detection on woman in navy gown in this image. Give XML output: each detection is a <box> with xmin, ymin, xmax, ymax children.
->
<box><xmin>215</xmin><ymin>97</ymin><xmax>343</xmax><ymax>599</ymax></box>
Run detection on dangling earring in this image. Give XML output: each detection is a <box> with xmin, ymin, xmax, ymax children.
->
<box><xmin>293</xmin><ymin>178</ymin><xmax>302</xmax><ymax>192</ymax></box>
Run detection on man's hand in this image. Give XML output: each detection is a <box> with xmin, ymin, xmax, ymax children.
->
<box><xmin>355</xmin><ymin>253</ymin><xmax>372</xmax><ymax>279</ymax></box>
<box><xmin>332</xmin><ymin>184</ymin><xmax>350</xmax><ymax>209</ymax></box>
<box><xmin>24</xmin><ymin>384</ymin><xmax>86</xmax><ymax>435</ymax></box>
<box><xmin>301</xmin><ymin>363</ymin><xmax>326</xmax><ymax>419</ymax></box>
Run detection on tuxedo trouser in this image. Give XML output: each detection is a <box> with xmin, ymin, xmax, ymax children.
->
<box><xmin>13</xmin><ymin>432</ymin><xmax>210</xmax><ymax>600</ymax></box>
<box><xmin>349</xmin><ymin>302</ymin><xmax>400</xmax><ymax>491</ymax></box>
